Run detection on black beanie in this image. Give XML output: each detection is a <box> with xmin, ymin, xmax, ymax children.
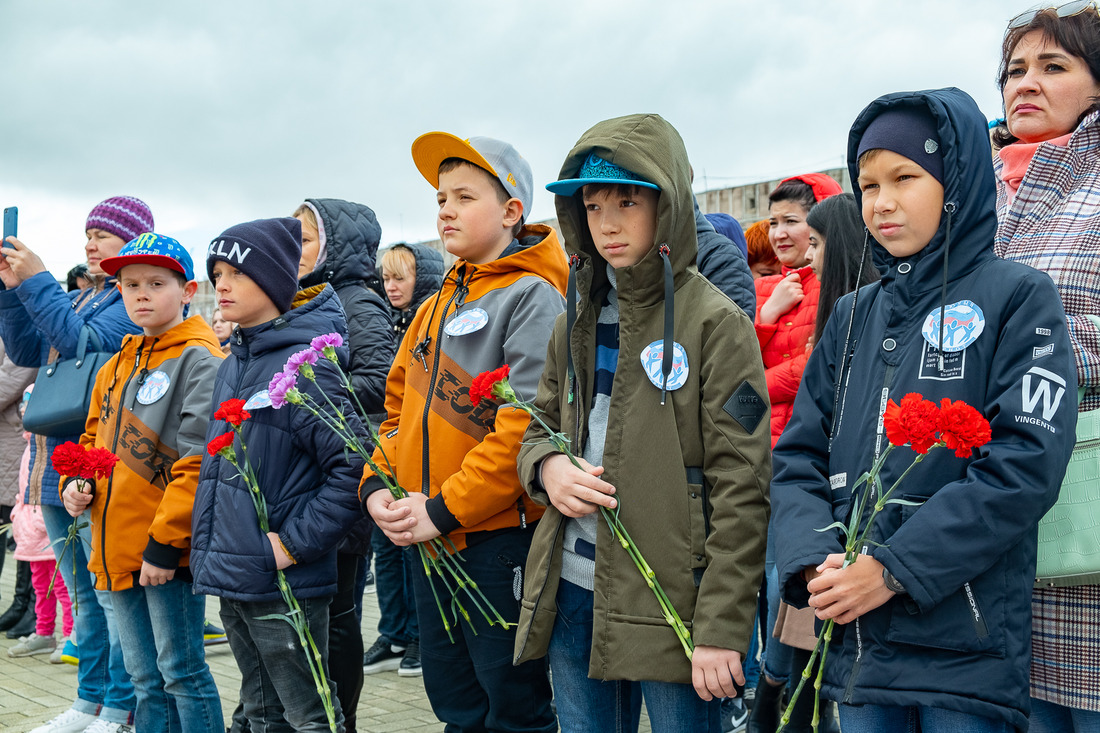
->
<box><xmin>856</xmin><ymin>105</ymin><xmax>944</xmax><ymax>185</ymax></box>
<box><xmin>207</xmin><ymin>218</ymin><xmax>302</xmax><ymax>313</ymax></box>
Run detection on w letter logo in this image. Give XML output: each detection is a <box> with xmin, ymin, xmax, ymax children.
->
<box><xmin>1021</xmin><ymin>367</ymin><xmax>1066</xmax><ymax>421</ymax></box>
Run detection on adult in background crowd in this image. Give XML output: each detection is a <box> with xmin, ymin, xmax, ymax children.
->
<box><xmin>362</xmin><ymin>241</ymin><xmax>444</xmax><ymax>680</ymax></box>
<box><xmin>991</xmin><ymin>5</ymin><xmax>1100</xmax><ymax>730</ymax></box>
<box><xmin>295</xmin><ymin>198</ymin><xmax>395</xmax><ymax>733</ymax></box>
<box><xmin>0</xmin><ymin>196</ymin><xmax>147</xmax><ymax>733</ymax></box>
<box><xmin>211</xmin><ymin>307</ymin><xmax>236</xmax><ymax>355</ymax></box>
<box><xmin>746</xmin><ymin>219</ymin><xmax>781</xmax><ymax>279</ymax></box>
<box><xmin>0</xmin><ymin>339</ymin><xmax>38</xmax><ymax>636</ymax></box>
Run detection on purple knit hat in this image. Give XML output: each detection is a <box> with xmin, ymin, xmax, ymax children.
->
<box><xmin>85</xmin><ymin>196</ymin><xmax>155</xmax><ymax>242</ymax></box>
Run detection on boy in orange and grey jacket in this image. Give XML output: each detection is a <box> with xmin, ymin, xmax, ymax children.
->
<box><xmin>362</xmin><ymin>133</ymin><xmax>566</xmax><ymax>732</ymax></box>
<box><xmin>61</xmin><ymin>234</ymin><xmax>224</xmax><ymax>732</ymax></box>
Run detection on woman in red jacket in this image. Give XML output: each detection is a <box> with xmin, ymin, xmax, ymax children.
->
<box><xmin>754</xmin><ymin>173</ymin><xmax>842</xmax><ymax>448</ymax></box>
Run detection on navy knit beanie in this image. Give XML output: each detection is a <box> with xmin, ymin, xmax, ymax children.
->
<box><xmin>207</xmin><ymin>218</ymin><xmax>302</xmax><ymax>313</ymax></box>
<box><xmin>857</xmin><ymin>105</ymin><xmax>944</xmax><ymax>185</ymax></box>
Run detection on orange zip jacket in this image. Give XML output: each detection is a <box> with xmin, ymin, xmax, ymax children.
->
<box><xmin>68</xmin><ymin>315</ymin><xmax>224</xmax><ymax>591</ymax></box>
<box><xmin>361</xmin><ymin>224</ymin><xmax>568</xmax><ymax>551</ymax></box>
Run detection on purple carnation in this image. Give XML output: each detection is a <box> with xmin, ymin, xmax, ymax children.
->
<box><xmin>311</xmin><ymin>333</ymin><xmax>343</xmax><ymax>352</ymax></box>
<box><xmin>285</xmin><ymin>348</ymin><xmax>319</xmax><ymax>374</ymax></box>
<box><xmin>268</xmin><ymin>370</ymin><xmax>298</xmax><ymax>409</ymax></box>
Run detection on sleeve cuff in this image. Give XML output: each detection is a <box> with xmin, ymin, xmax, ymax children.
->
<box><xmin>359</xmin><ymin>474</ymin><xmax>388</xmax><ymax>508</ymax></box>
<box><xmin>426</xmin><ymin>493</ymin><xmax>462</xmax><ymax>535</ymax></box>
<box><xmin>143</xmin><ymin>538</ymin><xmax>183</xmax><ymax>570</ymax></box>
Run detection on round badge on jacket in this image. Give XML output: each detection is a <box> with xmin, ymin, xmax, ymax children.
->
<box><xmin>921</xmin><ymin>300</ymin><xmax>985</xmax><ymax>352</ymax></box>
<box><xmin>444</xmin><ymin>308</ymin><xmax>489</xmax><ymax>336</ymax></box>
<box><xmin>640</xmin><ymin>340</ymin><xmax>689</xmax><ymax>391</ymax></box>
<box><xmin>136</xmin><ymin>371</ymin><xmax>171</xmax><ymax>405</ymax></box>
<box><xmin>244</xmin><ymin>389</ymin><xmax>272</xmax><ymax>410</ymax></box>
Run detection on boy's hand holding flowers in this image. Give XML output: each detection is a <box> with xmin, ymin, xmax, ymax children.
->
<box><xmin>539</xmin><ymin>453</ymin><xmax>616</xmax><ymax>518</ymax></box>
<box><xmin>369</xmin><ymin>491</ymin><xmax>440</xmax><ymax>546</ymax></box>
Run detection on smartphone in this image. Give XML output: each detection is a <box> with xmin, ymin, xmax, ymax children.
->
<box><xmin>2</xmin><ymin>207</ymin><xmax>16</xmax><ymax>248</ymax></box>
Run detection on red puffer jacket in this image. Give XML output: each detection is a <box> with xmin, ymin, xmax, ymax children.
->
<box><xmin>754</xmin><ymin>265</ymin><xmax>819</xmax><ymax>447</ymax></box>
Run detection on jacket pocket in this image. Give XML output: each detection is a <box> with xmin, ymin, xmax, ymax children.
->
<box><xmin>686</xmin><ymin>467</ymin><xmax>707</xmax><ymax>578</ymax></box>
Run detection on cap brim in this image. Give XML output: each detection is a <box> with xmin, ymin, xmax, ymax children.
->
<box><xmin>100</xmin><ymin>254</ymin><xmax>191</xmax><ymax>280</ymax></box>
<box><xmin>545</xmin><ymin>177</ymin><xmax>660</xmax><ymax>197</ymax></box>
<box><xmin>411</xmin><ymin>132</ymin><xmax>498</xmax><ymax>189</ymax></box>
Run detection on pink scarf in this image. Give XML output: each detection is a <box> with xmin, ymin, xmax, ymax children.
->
<box><xmin>999</xmin><ymin>132</ymin><xmax>1073</xmax><ymax>199</ymax></box>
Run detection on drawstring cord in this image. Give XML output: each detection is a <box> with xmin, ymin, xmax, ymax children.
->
<box><xmin>565</xmin><ymin>254</ymin><xmax>581</xmax><ymax>404</ymax></box>
<box><xmin>412</xmin><ymin>263</ymin><xmax>459</xmax><ymax>371</ymax></box>
<box><xmin>659</xmin><ymin>244</ymin><xmax>674</xmax><ymax>406</ymax></box>
<box><xmin>937</xmin><ymin>202</ymin><xmax>956</xmax><ymax>371</ymax></box>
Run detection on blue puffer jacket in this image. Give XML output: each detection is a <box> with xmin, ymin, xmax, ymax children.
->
<box><xmin>190</xmin><ymin>285</ymin><xmax>367</xmax><ymax>601</ymax></box>
<box><xmin>773</xmin><ymin>88</ymin><xmax>1077</xmax><ymax>732</ymax></box>
<box><xmin>0</xmin><ymin>272</ymin><xmax>140</xmax><ymax>507</ymax></box>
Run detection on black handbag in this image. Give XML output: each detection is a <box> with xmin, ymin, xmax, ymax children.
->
<box><xmin>23</xmin><ymin>326</ymin><xmax>114</xmax><ymax>437</ymax></box>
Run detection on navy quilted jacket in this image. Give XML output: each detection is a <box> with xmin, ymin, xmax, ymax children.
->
<box><xmin>190</xmin><ymin>285</ymin><xmax>366</xmax><ymax>601</ymax></box>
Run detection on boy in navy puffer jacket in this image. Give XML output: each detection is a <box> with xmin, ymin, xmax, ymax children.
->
<box><xmin>773</xmin><ymin>89</ymin><xmax>1077</xmax><ymax>733</ymax></box>
<box><xmin>190</xmin><ymin>218</ymin><xmax>366</xmax><ymax>733</ymax></box>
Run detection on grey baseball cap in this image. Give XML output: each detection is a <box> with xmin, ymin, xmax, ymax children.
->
<box><xmin>412</xmin><ymin>132</ymin><xmax>533</xmax><ymax>222</ymax></box>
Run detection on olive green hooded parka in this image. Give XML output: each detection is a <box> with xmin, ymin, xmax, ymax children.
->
<box><xmin>513</xmin><ymin>113</ymin><xmax>772</xmax><ymax>684</ymax></box>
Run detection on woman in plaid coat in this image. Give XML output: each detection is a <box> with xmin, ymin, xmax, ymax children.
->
<box><xmin>991</xmin><ymin>6</ymin><xmax>1100</xmax><ymax>731</ymax></box>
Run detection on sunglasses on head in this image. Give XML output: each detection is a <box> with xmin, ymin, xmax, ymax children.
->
<box><xmin>1009</xmin><ymin>0</ymin><xmax>1099</xmax><ymax>28</ymax></box>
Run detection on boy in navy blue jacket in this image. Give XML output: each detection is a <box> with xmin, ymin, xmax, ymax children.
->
<box><xmin>190</xmin><ymin>218</ymin><xmax>365</xmax><ymax>733</ymax></box>
<box><xmin>772</xmin><ymin>89</ymin><xmax>1076</xmax><ymax>733</ymax></box>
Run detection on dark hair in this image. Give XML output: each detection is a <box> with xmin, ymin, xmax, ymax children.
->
<box><xmin>768</xmin><ymin>179</ymin><xmax>817</xmax><ymax>213</ymax></box>
<box><xmin>993</xmin><ymin>7</ymin><xmax>1100</xmax><ymax>147</ymax></box>
<box><xmin>438</xmin><ymin>158</ymin><xmax>522</xmax><ymax>237</ymax></box>
<box><xmin>66</xmin><ymin>263</ymin><xmax>90</xmax><ymax>292</ymax></box>
<box><xmin>806</xmin><ymin>194</ymin><xmax>879</xmax><ymax>345</ymax></box>
<box><xmin>580</xmin><ymin>182</ymin><xmax>650</xmax><ymax>200</ymax></box>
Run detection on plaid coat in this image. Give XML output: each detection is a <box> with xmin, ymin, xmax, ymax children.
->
<box><xmin>994</xmin><ymin>110</ymin><xmax>1100</xmax><ymax>712</ymax></box>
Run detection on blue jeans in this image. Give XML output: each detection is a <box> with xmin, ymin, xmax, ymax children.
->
<box><xmin>839</xmin><ymin>704</ymin><xmax>1011</xmax><ymax>733</ymax></box>
<box><xmin>41</xmin><ymin>504</ymin><xmax>135</xmax><ymax>723</ymax></box>
<box><xmin>220</xmin><ymin>595</ymin><xmax>342</xmax><ymax>733</ymax></box>
<box><xmin>413</xmin><ymin>529</ymin><xmax>555</xmax><ymax>733</ymax></box>
<box><xmin>761</xmin><ymin>560</ymin><xmax>794</xmax><ymax>683</ymax></box>
<box><xmin>371</xmin><ymin>529</ymin><xmax>418</xmax><ymax>646</ymax></box>
<box><xmin>550</xmin><ymin>579</ymin><xmax>720</xmax><ymax>733</ymax></box>
<box><xmin>112</xmin><ymin>579</ymin><xmax>223</xmax><ymax>733</ymax></box>
<box><xmin>1030</xmin><ymin>697</ymin><xmax>1100</xmax><ymax>732</ymax></box>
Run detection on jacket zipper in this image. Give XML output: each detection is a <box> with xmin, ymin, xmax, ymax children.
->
<box><xmin>420</xmin><ymin>275</ymin><xmax>467</xmax><ymax>496</ymax></box>
<box><xmin>100</xmin><ymin>340</ymin><xmax>145</xmax><ymax>591</ymax></box>
<box><xmin>844</xmin><ymin>361</ymin><xmax>896</xmax><ymax>701</ymax></box>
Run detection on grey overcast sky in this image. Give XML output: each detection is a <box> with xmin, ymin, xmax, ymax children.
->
<box><xmin>1</xmin><ymin>0</ymin><xmax>1015</xmax><ymax>278</ymax></box>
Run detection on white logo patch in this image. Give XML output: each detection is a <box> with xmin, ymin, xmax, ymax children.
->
<box><xmin>830</xmin><ymin>473</ymin><xmax>847</xmax><ymax>491</ymax></box>
<box><xmin>922</xmin><ymin>300</ymin><xmax>985</xmax><ymax>352</ymax></box>
<box><xmin>1036</xmin><ymin>327</ymin><xmax>1051</xmax><ymax>337</ymax></box>
<box><xmin>244</xmin><ymin>390</ymin><xmax>272</xmax><ymax>411</ymax></box>
<box><xmin>444</xmin><ymin>308</ymin><xmax>489</xmax><ymax>336</ymax></box>
<box><xmin>640</xmin><ymin>340</ymin><xmax>689</xmax><ymax>391</ymax></box>
<box><xmin>1033</xmin><ymin>344</ymin><xmax>1055</xmax><ymax>360</ymax></box>
<box><xmin>136</xmin><ymin>371</ymin><xmax>170</xmax><ymax>405</ymax></box>
<box><xmin>1018</xmin><ymin>366</ymin><xmax>1066</xmax><ymax>433</ymax></box>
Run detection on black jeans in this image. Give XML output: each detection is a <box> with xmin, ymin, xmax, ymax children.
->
<box><xmin>330</xmin><ymin>552</ymin><xmax>365</xmax><ymax>733</ymax></box>
<box><xmin>412</xmin><ymin>528</ymin><xmax>556</xmax><ymax>733</ymax></box>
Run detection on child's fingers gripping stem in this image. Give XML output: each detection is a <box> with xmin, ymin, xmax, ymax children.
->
<box><xmin>540</xmin><ymin>453</ymin><xmax>617</xmax><ymax>518</ymax></box>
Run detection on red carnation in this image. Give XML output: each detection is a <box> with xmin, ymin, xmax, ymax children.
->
<box><xmin>470</xmin><ymin>365</ymin><xmax>511</xmax><ymax>403</ymax></box>
<box><xmin>882</xmin><ymin>393</ymin><xmax>941</xmax><ymax>454</ymax></box>
<box><xmin>51</xmin><ymin>442</ymin><xmax>88</xmax><ymax>478</ymax></box>
<box><xmin>938</xmin><ymin>398</ymin><xmax>992</xmax><ymax>458</ymax></box>
<box><xmin>207</xmin><ymin>431</ymin><xmax>236</xmax><ymax>457</ymax></box>
<box><xmin>214</xmin><ymin>399</ymin><xmax>251</xmax><ymax>427</ymax></box>
<box><xmin>85</xmin><ymin>447</ymin><xmax>120</xmax><ymax>480</ymax></box>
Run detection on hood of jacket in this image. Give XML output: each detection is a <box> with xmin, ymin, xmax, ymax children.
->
<box><xmin>299</xmin><ymin>198</ymin><xmax>381</xmax><ymax>289</ymax></box>
<box><xmin>117</xmin><ymin>313</ymin><xmax>222</xmax><ymax>363</ymax></box>
<box><xmin>848</xmin><ymin>88</ymin><xmax>998</xmax><ymax>293</ymax></box>
<box><xmin>229</xmin><ymin>283</ymin><xmax>347</xmax><ymax>359</ymax></box>
<box><xmin>385</xmin><ymin>242</ymin><xmax>446</xmax><ymax>317</ymax></box>
<box><xmin>555</xmin><ymin>113</ymin><xmax>697</xmax><ymax>308</ymax></box>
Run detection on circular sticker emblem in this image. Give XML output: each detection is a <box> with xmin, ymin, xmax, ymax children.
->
<box><xmin>922</xmin><ymin>300</ymin><xmax>985</xmax><ymax>352</ymax></box>
<box><xmin>136</xmin><ymin>370</ymin><xmax>171</xmax><ymax>405</ymax></box>
<box><xmin>243</xmin><ymin>389</ymin><xmax>272</xmax><ymax>411</ymax></box>
<box><xmin>640</xmin><ymin>340</ymin><xmax>689</xmax><ymax>391</ymax></box>
<box><xmin>444</xmin><ymin>308</ymin><xmax>489</xmax><ymax>337</ymax></box>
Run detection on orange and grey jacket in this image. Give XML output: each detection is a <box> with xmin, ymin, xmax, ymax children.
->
<box><xmin>360</xmin><ymin>224</ymin><xmax>568</xmax><ymax>551</ymax></box>
<box><xmin>67</xmin><ymin>315</ymin><xmax>224</xmax><ymax>591</ymax></box>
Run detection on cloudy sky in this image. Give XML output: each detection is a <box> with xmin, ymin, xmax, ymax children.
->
<box><xmin>1</xmin><ymin>0</ymin><xmax>1015</xmax><ymax>278</ymax></box>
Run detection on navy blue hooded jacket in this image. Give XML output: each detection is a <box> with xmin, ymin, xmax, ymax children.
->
<box><xmin>772</xmin><ymin>88</ymin><xmax>1077</xmax><ymax>731</ymax></box>
<box><xmin>694</xmin><ymin>199</ymin><xmax>755</xmax><ymax>317</ymax></box>
<box><xmin>190</xmin><ymin>285</ymin><xmax>366</xmax><ymax>601</ymax></box>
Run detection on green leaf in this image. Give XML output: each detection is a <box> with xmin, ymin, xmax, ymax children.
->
<box><xmin>884</xmin><ymin>498</ymin><xmax>925</xmax><ymax>507</ymax></box>
<box><xmin>813</xmin><ymin>521</ymin><xmax>849</xmax><ymax>536</ymax></box>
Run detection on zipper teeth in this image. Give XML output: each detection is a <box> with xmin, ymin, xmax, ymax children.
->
<box><xmin>421</xmin><ymin>280</ymin><xmax>465</xmax><ymax>495</ymax></box>
<box><xmin>102</xmin><ymin>340</ymin><xmax>145</xmax><ymax>590</ymax></box>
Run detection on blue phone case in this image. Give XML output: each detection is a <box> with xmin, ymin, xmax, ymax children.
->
<box><xmin>2</xmin><ymin>207</ymin><xmax>16</xmax><ymax>246</ymax></box>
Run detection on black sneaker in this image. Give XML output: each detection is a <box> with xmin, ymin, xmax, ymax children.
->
<box><xmin>362</xmin><ymin>636</ymin><xmax>405</xmax><ymax>674</ymax></box>
<box><xmin>364</xmin><ymin>570</ymin><xmax>376</xmax><ymax>594</ymax></box>
<box><xmin>398</xmin><ymin>640</ymin><xmax>422</xmax><ymax>677</ymax></box>
<box><xmin>721</xmin><ymin>696</ymin><xmax>748</xmax><ymax>733</ymax></box>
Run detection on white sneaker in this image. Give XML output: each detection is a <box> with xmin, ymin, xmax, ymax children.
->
<box><xmin>81</xmin><ymin>720</ymin><xmax>133</xmax><ymax>733</ymax></box>
<box><xmin>27</xmin><ymin>708</ymin><xmax>97</xmax><ymax>733</ymax></box>
<box><xmin>8</xmin><ymin>632</ymin><xmax>56</xmax><ymax>657</ymax></box>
